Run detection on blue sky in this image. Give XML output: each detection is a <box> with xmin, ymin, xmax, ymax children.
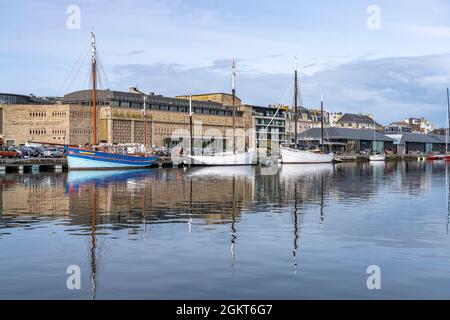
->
<box><xmin>1</xmin><ymin>0</ymin><xmax>450</xmax><ymax>126</ymax></box>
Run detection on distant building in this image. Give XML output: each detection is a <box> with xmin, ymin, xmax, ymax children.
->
<box><xmin>431</xmin><ymin>128</ymin><xmax>447</xmax><ymax>135</ymax></box>
<box><xmin>335</xmin><ymin>113</ymin><xmax>383</xmax><ymax>130</ymax></box>
<box><xmin>328</xmin><ymin>112</ymin><xmax>343</xmax><ymax>127</ymax></box>
<box><xmin>385</xmin><ymin>123</ymin><xmax>412</xmax><ymax>133</ymax></box>
<box><xmin>247</xmin><ymin>104</ymin><xmax>286</xmax><ymax>149</ymax></box>
<box><xmin>285</xmin><ymin>105</ymin><xmax>330</xmax><ymax>142</ymax></box>
<box><xmin>385</xmin><ymin>132</ymin><xmax>448</xmax><ymax>154</ymax></box>
<box><xmin>298</xmin><ymin>127</ymin><xmax>395</xmax><ymax>154</ymax></box>
<box><xmin>176</xmin><ymin>93</ymin><xmax>242</xmax><ymax>108</ymax></box>
<box><xmin>403</xmin><ymin>117</ymin><xmax>433</xmax><ymax>134</ymax></box>
<box><xmin>0</xmin><ymin>93</ymin><xmax>61</xmax><ymax>105</ymax></box>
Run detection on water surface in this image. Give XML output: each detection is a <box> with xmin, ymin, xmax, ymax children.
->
<box><xmin>0</xmin><ymin>161</ymin><xmax>449</xmax><ymax>299</ymax></box>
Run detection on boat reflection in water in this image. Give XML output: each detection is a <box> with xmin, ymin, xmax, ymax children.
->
<box><xmin>67</xmin><ymin>169</ymin><xmax>157</xmax><ymax>299</ymax></box>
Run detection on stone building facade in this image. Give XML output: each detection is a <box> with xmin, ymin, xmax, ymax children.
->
<box><xmin>0</xmin><ymin>104</ymin><xmax>91</xmax><ymax>146</ymax></box>
<box><xmin>0</xmin><ymin>91</ymin><xmax>255</xmax><ymax>150</ymax></box>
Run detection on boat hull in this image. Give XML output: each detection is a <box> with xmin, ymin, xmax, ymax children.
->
<box><xmin>187</xmin><ymin>149</ymin><xmax>255</xmax><ymax>166</ymax></box>
<box><xmin>65</xmin><ymin>146</ymin><xmax>158</xmax><ymax>170</ymax></box>
<box><xmin>280</xmin><ymin>147</ymin><xmax>334</xmax><ymax>163</ymax></box>
<box><xmin>427</xmin><ymin>155</ymin><xmax>445</xmax><ymax>160</ymax></box>
<box><xmin>369</xmin><ymin>154</ymin><xmax>386</xmax><ymax>161</ymax></box>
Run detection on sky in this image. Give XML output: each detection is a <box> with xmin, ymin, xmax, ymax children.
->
<box><xmin>1</xmin><ymin>0</ymin><xmax>450</xmax><ymax>126</ymax></box>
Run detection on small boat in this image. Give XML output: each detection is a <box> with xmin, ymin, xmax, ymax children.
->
<box><xmin>369</xmin><ymin>153</ymin><xmax>386</xmax><ymax>161</ymax></box>
<box><xmin>427</xmin><ymin>154</ymin><xmax>445</xmax><ymax>160</ymax></box>
<box><xmin>66</xmin><ymin>31</ymin><xmax>157</xmax><ymax>170</ymax></box>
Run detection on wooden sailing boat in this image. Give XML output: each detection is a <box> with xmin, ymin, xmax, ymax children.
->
<box><xmin>281</xmin><ymin>59</ymin><xmax>334</xmax><ymax>164</ymax></box>
<box><xmin>187</xmin><ymin>61</ymin><xmax>255</xmax><ymax>165</ymax></box>
<box><xmin>65</xmin><ymin>31</ymin><xmax>157</xmax><ymax>169</ymax></box>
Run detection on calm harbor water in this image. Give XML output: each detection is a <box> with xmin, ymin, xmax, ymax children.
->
<box><xmin>1</xmin><ymin>161</ymin><xmax>450</xmax><ymax>299</ymax></box>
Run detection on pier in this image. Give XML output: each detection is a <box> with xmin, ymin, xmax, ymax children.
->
<box><xmin>0</xmin><ymin>157</ymin><xmax>182</xmax><ymax>173</ymax></box>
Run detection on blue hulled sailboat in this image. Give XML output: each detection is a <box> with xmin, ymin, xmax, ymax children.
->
<box><xmin>66</xmin><ymin>31</ymin><xmax>157</xmax><ymax>170</ymax></box>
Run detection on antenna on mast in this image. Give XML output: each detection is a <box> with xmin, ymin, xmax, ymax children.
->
<box><xmin>232</xmin><ymin>61</ymin><xmax>236</xmax><ymax>154</ymax></box>
<box><xmin>91</xmin><ymin>29</ymin><xmax>98</xmax><ymax>146</ymax></box>
<box><xmin>294</xmin><ymin>57</ymin><xmax>298</xmax><ymax>147</ymax></box>
<box><xmin>91</xmin><ymin>29</ymin><xmax>97</xmax><ymax>63</ymax></box>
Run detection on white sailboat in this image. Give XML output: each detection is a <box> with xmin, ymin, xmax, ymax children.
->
<box><xmin>187</xmin><ymin>61</ymin><xmax>255</xmax><ymax>166</ymax></box>
<box><xmin>281</xmin><ymin>59</ymin><xmax>334</xmax><ymax>164</ymax></box>
<box><xmin>369</xmin><ymin>114</ymin><xmax>385</xmax><ymax>161</ymax></box>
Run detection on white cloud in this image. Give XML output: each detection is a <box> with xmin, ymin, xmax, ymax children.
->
<box><xmin>110</xmin><ymin>53</ymin><xmax>450</xmax><ymax>127</ymax></box>
<box><xmin>401</xmin><ymin>25</ymin><xmax>450</xmax><ymax>38</ymax></box>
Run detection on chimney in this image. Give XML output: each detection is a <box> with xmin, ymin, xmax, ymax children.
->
<box><xmin>129</xmin><ymin>86</ymin><xmax>140</xmax><ymax>94</ymax></box>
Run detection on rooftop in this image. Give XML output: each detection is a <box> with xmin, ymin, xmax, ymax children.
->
<box><xmin>299</xmin><ymin>127</ymin><xmax>394</xmax><ymax>142</ymax></box>
<box><xmin>336</xmin><ymin>113</ymin><xmax>382</xmax><ymax>126</ymax></box>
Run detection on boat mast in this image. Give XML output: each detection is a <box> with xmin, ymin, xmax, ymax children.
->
<box><xmin>91</xmin><ymin>30</ymin><xmax>97</xmax><ymax>146</ymax></box>
<box><xmin>320</xmin><ymin>96</ymin><xmax>324</xmax><ymax>150</ymax></box>
<box><xmin>232</xmin><ymin>61</ymin><xmax>236</xmax><ymax>154</ymax></box>
<box><xmin>447</xmin><ymin>88</ymin><xmax>449</xmax><ymax>154</ymax></box>
<box><xmin>372</xmin><ymin>113</ymin><xmax>376</xmax><ymax>152</ymax></box>
<box><xmin>294</xmin><ymin>58</ymin><xmax>298</xmax><ymax>147</ymax></box>
<box><xmin>143</xmin><ymin>94</ymin><xmax>147</xmax><ymax>149</ymax></box>
<box><xmin>189</xmin><ymin>94</ymin><xmax>194</xmax><ymax>156</ymax></box>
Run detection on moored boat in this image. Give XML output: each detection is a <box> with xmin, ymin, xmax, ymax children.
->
<box><xmin>185</xmin><ymin>61</ymin><xmax>255</xmax><ymax>166</ymax></box>
<box><xmin>369</xmin><ymin>153</ymin><xmax>386</xmax><ymax>161</ymax></box>
<box><xmin>280</xmin><ymin>59</ymin><xmax>334</xmax><ymax>164</ymax></box>
<box><xmin>65</xmin><ymin>146</ymin><xmax>157</xmax><ymax>169</ymax></box>
<box><xmin>427</xmin><ymin>154</ymin><xmax>445</xmax><ymax>160</ymax></box>
<box><xmin>188</xmin><ymin>148</ymin><xmax>256</xmax><ymax>166</ymax></box>
<box><xmin>65</xmin><ymin>31</ymin><xmax>157</xmax><ymax>170</ymax></box>
<box><xmin>281</xmin><ymin>146</ymin><xmax>334</xmax><ymax>163</ymax></box>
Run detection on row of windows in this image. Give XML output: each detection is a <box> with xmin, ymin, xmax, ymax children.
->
<box><xmin>109</xmin><ymin>101</ymin><xmax>241</xmax><ymax>117</ymax></box>
<box><xmin>72</xmin><ymin>129</ymin><xmax>90</xmax><ymax>135</ymax></box>
<box><xmin>30</xmin><ymin>129</ymin><xmax>47</xmax><ymax>135</ymax></box>
<box><xmin>71</xmin><ymin>111</ymin><xmax>91</xmax><ymax>118</ymax></box>
<box><xmin>29</xmin><ymin>112</ymin><xmax>47</xmax><ymax>118</ymax></box>
<box><xmin>52</xmin><ymin>112</ymin><xmax>66</xmax><ymax>117</ymax></box>
<box><xmin>52</xmin><ymin>129</ymin><xmax>66</xmax><ymax>135</ymax></box>
<box><xmin>256</xmin><ymin>119</ymin><xmax>285</xmax><ymax>126</ymax></box>
<box><xmin>254</xmin><ymin>111</ymin><xmax>286</xmax><ymax>117</ymax></box>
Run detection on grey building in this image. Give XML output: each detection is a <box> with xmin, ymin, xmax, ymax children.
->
<box><xmin>0</xmin><ymin>93</ymin><xmax>59</xmax><ymax>105</ymax></box>
<box><xmin>298</xmin><ymin>127</ymin><xmax>395</xmax><ymax>154</ymax></box>
<box><xmin>385</xmin><ymin>132</ymin><xmax>449</xmax><ymax>154</ymax></box>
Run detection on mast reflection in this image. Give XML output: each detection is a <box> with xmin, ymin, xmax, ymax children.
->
<box><xmin>231</xmin><ymin>176</ymin><xmax>237</xmax><ymax>274</ymax></box>
<box><xmin>292</xmin><ymin>182</ymin><xmax>299</xmax><ymax>273</ymax></box>
<box><xmin>90</xmin><ymin>181</ymin><xmax>97</xmax><ymax>300</ymax></box>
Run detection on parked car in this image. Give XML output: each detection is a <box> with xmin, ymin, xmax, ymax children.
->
<box><xmin>19</xmin><ymin>146</ymin><xmax>42</xmax><ymax>158</ymax></box>
<box><xmin>43</xmin><ymin>147</ymin><xmax>65</xmax><ymax>158</ymax></box>
<box><xmin>0</xmin><ymin>146</ymin><xmax>20</xmax><ymax>158</ymax></box>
